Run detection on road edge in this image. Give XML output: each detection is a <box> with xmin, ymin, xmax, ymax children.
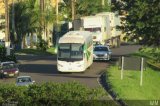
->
<box><xmin>98</xmin><ymin>71</ymin><xmax>127</xmax><ymax>106</ymax></box>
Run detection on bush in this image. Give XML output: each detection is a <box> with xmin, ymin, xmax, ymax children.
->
<box><xmin>139</xmin><ymin>47</ymin><xmax>160</xmax><ymax>62</ymax></box>
<box><xmin>0</xmin><ymin>82</ymin><xmax>106</xmax><ymax>105</ymax></box>
<box><xmin>0</xmin><ymin>45</ymin><xmax>6</xmax><ymax>61</ymax></box>
<box><xmin>36</xmin><ymin>39</ymin><xmax>48</xmax><ymax>51</ymax></box>
<box><xmin>0</xmin><ymin>46</ymin><xmax>17</xmax><ymax>62</ymax></box>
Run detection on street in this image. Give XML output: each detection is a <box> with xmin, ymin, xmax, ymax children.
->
<box><xmin>0</xmin><ymin>44</ymin><xmax>141</xmax><ymax>88</ymax></box>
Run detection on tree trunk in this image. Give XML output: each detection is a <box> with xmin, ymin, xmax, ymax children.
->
<box><xmin>22</xmin><ymin>35</ymin><xmax>26</xmax><ymax>49</ymax></box>
<box><xmin>30</xmin><ymin>33</ymin><xmax>33</xmax><ymax>49</ymax></box>
<box><xmin>5</xmin><ymin>0</ymin><xmax>10</xmax><ymax>55</ymax></box>
<box><xmin>40</xmin><ymin>0</ymin><xmax>45</xmax><ymax>41</ymax></box>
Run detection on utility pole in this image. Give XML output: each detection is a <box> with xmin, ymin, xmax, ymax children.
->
<box><xmin>5</xmin><ymin>0</ymin><xmax>10</xmax><ymax>55</ymax></box>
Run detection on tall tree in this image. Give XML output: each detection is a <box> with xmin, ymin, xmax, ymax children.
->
<box><xmin>44</xmin><ymin>1</ymin><xmax>55</xmax><ymax>47</ymax></box>
<box><xmin>112</xmin><ymin>0</ymin><xmax>160</xmax><ymax>47</ymax></box>
<box><xmin>62</xmin><ymin>0</ymin><xmax>111</xmax><ymax>20</ymax></box>
<box><xmin>10</xmin><ymin>0</ymin><xmax>40</xmax><ymax>49</ymax></box>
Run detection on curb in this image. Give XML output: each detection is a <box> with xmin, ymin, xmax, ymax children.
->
<box><xmin>99</xmin><ymin>71</ymin><xmax>128</xmax><ymax>106</ymax></box>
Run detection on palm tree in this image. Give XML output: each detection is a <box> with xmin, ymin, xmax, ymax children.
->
<box><xmin>26</xmin><ymin>0</ymin><xmax>40</xmax><ymax>48</ymax></box>
<box><xmin>10</xmin><ymin>0</ymin><xmax>40</xmax><ymax>49</ymax></box>
<box><xmin>44</xmin><ymin>1</ymin><xmax>55</xmax><ymax>47</ymax></box>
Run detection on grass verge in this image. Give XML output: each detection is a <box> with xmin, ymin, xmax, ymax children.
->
<box><xmin>106</xmin><ymin>65</ymin><xmax>160</xmax><ymax>105</ymax></box>
<box><xmin>15</xmin><ymin>47</ymin><xmax>56</xmax><ymax>55</ymax></box>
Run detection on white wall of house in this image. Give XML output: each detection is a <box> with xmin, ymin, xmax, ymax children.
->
<box><xmin>0</xmin><ymin>18</ymin><xmax>5</xmax><ymax>40</ymax></box>
<box><xmin>0</xmin><ymin>31</ymin><xmax>5</xmax><ymax>40</ymax></box>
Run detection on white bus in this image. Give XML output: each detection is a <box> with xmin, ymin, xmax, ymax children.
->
<box><xmin>57</xmin><ymin>31</ymin><xmax>93</xmax><ymax>72</ymax></box>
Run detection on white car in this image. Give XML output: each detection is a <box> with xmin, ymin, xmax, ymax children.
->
<box><xmin>93</xmin><ymin>45</ymin><xmax>112</xmax><ymax>61</ymax></box>
<box><xmin>16</xmin><ymin>76</ymin><xmax>35</xmax><ymax>86</ymax></box>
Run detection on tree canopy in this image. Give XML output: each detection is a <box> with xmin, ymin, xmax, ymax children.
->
<box><xmin>9</xmin><ymin>0</ymin><xmax>55</xmax><ymax>48</ymax></box>
<box><xmin>62</xmin><ymin>0</ymin><xmax>111</xmax><ymax>20</ymax></box>
<box><xmin>112</xmin><ymin>0</ymin><xmax>160</xmax><ymax>47</ymax></box>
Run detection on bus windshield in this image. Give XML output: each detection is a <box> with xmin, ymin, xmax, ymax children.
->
<box><xmin>58</xmin><ymin>43</ymin><xmax>83</xmax><ymax>61</ymax></box>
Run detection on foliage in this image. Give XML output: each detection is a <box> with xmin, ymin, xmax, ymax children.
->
<box><xmin>0</xmin><ymin>46</ymin><xmax>16</xmax><ymax>62</ymax></box>
<box><xmin>9</xmin><ymin>0</ymin><xmax>55</xmax><ymax>48</ymax></box>
<box><xmin>15</xmin><ymin>47</ymin><xmax>56</xmax><ymax>55</ymax></box>
<box><xmin>9</xmin><ymin>0</ymin><xmax>38</xmax><ymax>48</ymax></box>
<box><xmin>46</xmin><ymin>47</ymin><xmax>57</xmax><ymax>55</ymax></box>
<box><xmin>0</xmin><ymin>46</ymin><xmax>6</xmax><ymax>61</ymax></box>
<box><xmin>76</xmin><ymin>0</ymin><xmax>111</xmax><ymax>17</ymax></box>
<box><xmin>0</xmin><ymin>82</ymin><xmax>107</xmax><ymax>105</ymax></box>
<box><xmin>36</xmin><ymin>38</ymin><xmax>48</xmax><ymax>51</ymax></box>
<box><xmin>138</xmin><ymin>47</ymin><xmax>160</xmax><ymax>62</ymax></box>
<box><xmin>112</xmin><ymin>0</ymin><xmax>160</xmax><ymax>47</ymax></box>
<box><xmin>62</xmin><ymin>0</ymin><xmax>111</xmax><ymax>20</ymax></box>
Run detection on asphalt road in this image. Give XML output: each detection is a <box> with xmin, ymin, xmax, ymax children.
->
<box><xmin>17</xmin><ymin>55</ymin><xmax>108</xmax><ymax>88</ymax></box>
<box><xmin>0</xmin><ymin>44</ymin><xmax>141</xmax><ymax>88</ymax></box>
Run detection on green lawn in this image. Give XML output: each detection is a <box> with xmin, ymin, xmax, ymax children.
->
<box><xmin>46</xmin><ymin>47</ymin><xmax>57</xmax><ymax>55</ymax></box>
<box><xmin>15</xmin><ymin>47</ymin><xmax>56</xmax><ymax>55</ymax></box>
<box><xmin>106</xmin><ymin>65</ymin><xmax>160</xmax><ymax>105</ymax></box>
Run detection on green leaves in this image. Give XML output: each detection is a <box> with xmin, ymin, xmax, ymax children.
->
<box><xmin>113</xmin><ymin>0</ymin><xmax>160</xmax><ymax>47</ymax></box>
<box><xmin>0</xmin><ymin>46</ymin><xmax>16</xmax><ymax>62</ymax></box>
<box><xmin>63</xmin><ymin>0</ymin><xmax>111</xmax><ymax>19</ymax></box>
<box><xmin>0</xmin><ymin>82</ymin><xmax>106</xmax><ymax>105</ymax></box>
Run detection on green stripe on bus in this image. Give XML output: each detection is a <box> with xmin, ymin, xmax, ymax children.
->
<box><xmin>84</xmin><ymin>44</ymin><xmax>91</xmax><ymax>61</ymax></box>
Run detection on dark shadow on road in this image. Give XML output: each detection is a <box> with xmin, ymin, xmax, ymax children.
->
<box><xmin>19</xmin><ymin>63</ymin><xmax>99</xmax><ymax>79</ymax></box>
<box><xmin>17</xmin><ymin>55</ymin><xmax>57</xmax><ymax>61</ymax></box>
<box><xmin>19</xmin><ymin>64</ymin><xmax>59</xmax><ymax>74</ymax></box>
<box><xmin>19</xmin><ymin>63</ymin><xmax>100</xmax><ymax>78</ymax></box>
<box><xmin>93</xmin><ymin>60</ymin><xmax>111</xmax><ymax>63</ymax></box>
<box><xmin>40</xmin><ymin>74</ymin><xmax>98</xmax><ymax>79</ymax></box>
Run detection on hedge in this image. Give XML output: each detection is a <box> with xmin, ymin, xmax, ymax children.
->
<box><xmin>0</xmin><ymin>45</ymin><xmax>17</xmax><ymax>62</ymax></box>
<box><xmin>0</xmin><ymin>82</ymin><xmax>107</xmax><ymax>106</ymax></box>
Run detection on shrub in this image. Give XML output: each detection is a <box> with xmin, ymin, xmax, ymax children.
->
<box><xmin>0</xmin><ymin>46</ymin><xmax>17</xmax><ymax>62</ymax></box>
<box><xmin>36</xmin><ymin>39</ymin><xmax>48</xmax><ymax>51</ymax></box>
<box><xmin>0</xmin><ymin>82</ymin><xmax>106</xmax><ymax>105</ymax></box>
<box><xmin>139</xmin><ymin>47</ymin><xmax>160</xmax><ymax>62</ymax></box>
<box><xmin>0</xmin><ymin>45</ymin><xmax>6</xmax><ymax>61</ymax></box>
<box><xmin>152</xmin><ymin>48</ymin><xmax>160</xmax><ymax>63</ymax></box>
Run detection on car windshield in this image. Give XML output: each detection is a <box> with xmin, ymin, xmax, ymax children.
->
<box><xmin>94</xmin><ymin>47</ymin><xmax>109</xmax><ymax>51</ymax></box>
<box><xmin>2</xmin><ymin>63</ymin><xmax>17</xmax><ymax>69</ymax></box>
<box><xmin>17</xmin><ymin>77</ymin><xmax>31</xmax><ymax>83</ymax></box>
<box><xmin>58</xmin><ymin>43</ymin><xmax>83</xmax><ymax>61</ymax></box>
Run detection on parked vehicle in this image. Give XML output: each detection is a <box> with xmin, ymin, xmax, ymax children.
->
<box><xmin>93</xmin><ymin>45</ymin><xmax>112</xmax><ymax>61</ymax></box>
<box><xmin>16</xmin><ymin>76</ymin><xmax>35</xmax><ymax>86</ymax></box>
<box><xmin>0</xmin><ymin>61</ymin><xmax>19</xmax><ymax>78</ymax></box>
<box><xmin>57</xmin><ymin>31</ymin><xmax>93</xmax><ymax>72</ymax></box>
